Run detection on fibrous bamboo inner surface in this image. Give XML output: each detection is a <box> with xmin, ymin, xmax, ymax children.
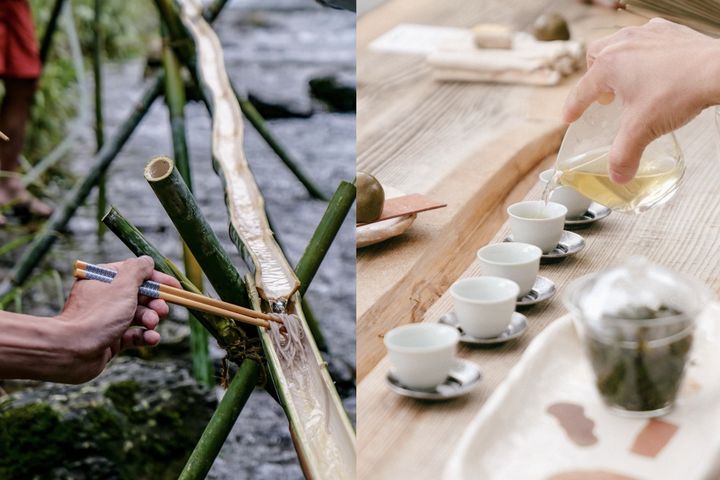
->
<box><xmin>175</xmin><ymin>2</ymin><xmax>356</xmax><ymax>479</ymax></box>
<box><xmin>175</xmin><ymin>0</ymin><xmax>299</xmax><ymax>302</ymax></box>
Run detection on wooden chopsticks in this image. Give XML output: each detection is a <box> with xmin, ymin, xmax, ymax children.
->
<box><xmin>73</xmin><ymin>260</ymin><xmax>280</xmax><ymax>329</ymax></box>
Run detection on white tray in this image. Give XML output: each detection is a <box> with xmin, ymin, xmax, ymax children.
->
<box><xmin>445</xmin><ymin>304</ymin><xmax>720</xmax><ymax>480</ymax></box>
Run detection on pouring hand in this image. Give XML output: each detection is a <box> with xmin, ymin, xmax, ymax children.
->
<box><xmin>562</xmin><ymin>18</ymin><xmax>720</xmax><ymax>183</ymax></box>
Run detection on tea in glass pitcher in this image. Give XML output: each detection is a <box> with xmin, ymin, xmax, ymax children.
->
<box><xmin>545</xmin><ymin>99</ymin><xmax>685</xmax><ymax>214</ymax></box>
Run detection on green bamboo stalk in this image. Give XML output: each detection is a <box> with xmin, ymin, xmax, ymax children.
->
<box><xmin>0</xmin><ymin>78</ymin><xmax>164</xmax><ymax>299</ymax></box>
<box><xmin>296</xmin><ymin>180</ymin><xmax>356</xmax><ymax>297</ymax></box>
<box><xmin>178</xmin><ymin>358</ymin><xmax>259</xmax><ymax>480</ymax></box>
<box><xmin>291</xmin><ymin>181</ymin><xmax>355</xmax><ymax>351</ymax></box>
<box><xmin>39</xmin><ymin>0</ymin><xmax>68</xmax><ymax>64</ymax></box>
<box><xmin>233</xmin><ymin>84</ymin><xmax>327</xmax><ymax>201</ymax></box>
<box><xmin>94</xmin><ymin>0</ymin><xmax>107</xmax><ymax>239</ymax></box>
<box><xmin>143</xmin><ymin>157</ymin><xmax>251</xmax><ymax>315</ymax></box>
<box><xmin>162</xmin><ymin>26</ymin><xmax>213</xmax><ymax>387</ymax></box>
<box><xmin>154</xmin><ymin>0</ymin><xmax>327</xmax><ymax>200</ymax></box>
<box><xmin>203</xmin><ymin>0</ymin><xmax>230</xmax><ymax>22</ymax></box>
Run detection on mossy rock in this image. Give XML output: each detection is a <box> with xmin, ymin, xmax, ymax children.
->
<box><xmin>0</xmin><ymin>358</ymin><xmax>216</xmax><ymax>480</ymax></box>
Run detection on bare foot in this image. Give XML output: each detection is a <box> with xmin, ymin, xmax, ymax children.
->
<box><xmin>0</xmin><ymin>176</ymin><xmax>53</xmax><ymax>220</ymax></box>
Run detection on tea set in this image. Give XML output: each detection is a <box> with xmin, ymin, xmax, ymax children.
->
<box><xmin>383</xmin><ymin>172</ymin><xmax>600</xmax><ymax>400</ymax></box>
<box><xmin>383</xmin><ymin>98</ymin><xmax>689</xmax><ymax>402</ymax></box>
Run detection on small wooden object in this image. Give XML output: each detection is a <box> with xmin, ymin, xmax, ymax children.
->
<box><xmin>357</xmin><ymin>193</ymin><xmax>446</xmax><ymax>226</ymax></box>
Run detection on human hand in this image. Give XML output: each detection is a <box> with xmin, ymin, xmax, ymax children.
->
<box><xmin>563</xmin><ymin>18</ymin><xmax>720</xmax><ymax>183</ymax></box>
<box><xmin>55</xmin><ymin>256</ymin><xmax>181</xmax><ymax>383</ymax></box>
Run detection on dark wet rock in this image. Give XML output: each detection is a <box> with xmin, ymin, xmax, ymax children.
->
<box><xmin>309</xmin><ymin>74</ymin><xmax>356</xmax><ymax>112</ymax></box>
<box><xmin>248</xmin><ymin>92</ymin><xmax>314</xmax><ymax>119</ymax></box>
<box><xmin>326</xmin><ymin>355</ymin><xmax>355</xmax><ymax>399</ymax></box>
<box><xmin>0</xmin><ymin>358</ymin><xmax>216</xmax><ymax>480</ymax></box>
<box><xmin>316</xmin><ymin>0</ymin><xmax>356</xmax><ymax>11</ymax></box>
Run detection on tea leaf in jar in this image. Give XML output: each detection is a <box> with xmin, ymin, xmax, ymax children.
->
<box><xmin>588</xmin><ymin>306</ymin><xmax>693</xmax><ymax>413</ymax></box>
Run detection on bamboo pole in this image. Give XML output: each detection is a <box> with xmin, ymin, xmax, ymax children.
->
<box><xmin>178</xmin><ymin>350</ymin><xmax>260</xmax><ymax>480</ymax></box>
<box><xmin>162</xmin><ymin>28</ymin><xmax>213</xmax><ymax>387</ymax></box>
<box><xmin>0</xmin><ymin>0</ymin><xmax>236</xmax><ymax>300</ymax></box>
<box><xmin>153</xmin><ymin>0</ymin><xmax>327</xmax><ymax>201</ymax></box>
<box><xmin>94</xmin><ymin>0</ymin><xmax>108</xmax><ymax>239</ymax></box>
<box><xmin>143</xmin><ymin>157</ymin><xmax>251</xmax><ymax>314</ymax></box>
<box><xmin>232</xmin><ymin>82</ymin><xmax>328</xmax><ymax>201</ymax></box>
<box><xmin>0</xmin><ymin>78</ymin><xmax>164</xmax><ymax>299</ymax></box>
<box><xmin>296</xmin><ymin>180</ymin><xmax>356</xmax><ymax>297</ymax></box>
<box><xmin>39</xmin><ymin>0</ymin><xmax>68</xmax><ymax>64</ymax></box>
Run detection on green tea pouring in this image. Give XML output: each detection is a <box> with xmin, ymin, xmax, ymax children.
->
<box><xmin>545</xmin><ymin>98</ymin><xmax>685</xmax><ymax>214</ymax></box>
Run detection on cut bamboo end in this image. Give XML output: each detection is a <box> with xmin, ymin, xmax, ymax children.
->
<box><xmin>144</xmin><ymin>156</ymin><xmax>175</xmax><ymax>182</ymax></box>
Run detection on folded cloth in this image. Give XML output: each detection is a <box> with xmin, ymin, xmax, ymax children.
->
<box><xmin>427</xmin><ymin>32</ymin><xmax>585</xmax><ymax>86</ymax></box>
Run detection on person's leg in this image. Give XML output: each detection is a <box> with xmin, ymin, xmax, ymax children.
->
<box><xmin>0</xmin><ymin>77</ymin><xmax>53</xmax><ymax>219</ymax></box>
<box><xmin>0</xmin><ymin>77</ymin><xmax>37</xmax><ymax>173</ymax></box>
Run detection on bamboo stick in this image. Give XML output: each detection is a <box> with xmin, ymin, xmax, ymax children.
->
<box><xmin>0</xmin><ymin>131</ymin><xmax>8</xmax><ymax>141</ymax></box>
<box><xmin>162</xmin><ymin>22</ymin><xmax>213</xmax><ymax>387</ymax></box>
<box><xmin>232</xmin><ymin>83</ymin><xmax>328</xmax><ymax>201</ymax></box>
<box><xmin>178</xmin><ymin>357</ymin><xmax>259</xmax><ymax>480</ymax></box>
<box><xmin>296</xmin><ymin>180</ymin><xmax>356</xmax><ymax>297</ymax></box>
<box><xmin>0</xmin><ymin>0</ymin><xmax>234</xmax><ymax>301</ymax></box>
<box><xmin>143</xmin><ymin>156</ymin><xmax>252</xmax><ymax>311</ymax></box>
<box><xmin>94</xmin><ymin>0</ymin><xmax>108</xmax><ymax>239</ymax></box>
<box><xmin>39</xmin><ymin>0</ymin><xmax>68</xmax><ymax>64</ymax></box>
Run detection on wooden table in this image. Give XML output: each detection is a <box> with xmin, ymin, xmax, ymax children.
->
<box><xmin>357</xmin><ymin>0</ymin><xmax>645</xmax><ymax>382</ymax></box>
<box><xmin>357</xmin><ymin>2</ymin><xmax>720</xmax><ymax>478</ymax></box>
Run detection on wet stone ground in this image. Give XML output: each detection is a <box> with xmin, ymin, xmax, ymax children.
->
<box><xmin>0</xmin><ymin>0</ymin><xmax>354</xmax><ymax>478</ymax></box>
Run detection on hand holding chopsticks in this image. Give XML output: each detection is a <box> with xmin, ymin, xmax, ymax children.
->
<box><xmin>74</xmin><ymin>260</ymin><xmax>280</xmax><ymax>329</ymax></box>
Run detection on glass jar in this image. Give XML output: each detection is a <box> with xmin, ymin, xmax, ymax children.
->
<box><xmin>564</xmin><ymin>257</ymin><xmax>710</xmax><ymax>417</ymax></box>
<box><xmin>550</xmin><ymin>98</ymin><xmax>685</xmax><ymax>214</ymax></box>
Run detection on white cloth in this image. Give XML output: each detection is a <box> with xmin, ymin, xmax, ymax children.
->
<box><xmin>427</xmin><ymin>32</ymin><xmax>585</xmax><ymax>86</ymax></box>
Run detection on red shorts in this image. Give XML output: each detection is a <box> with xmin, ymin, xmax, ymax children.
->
<box><xmin>0</xmin><ymin>0</ymin><xmax>41</xmax><ymax>79</ymax></box>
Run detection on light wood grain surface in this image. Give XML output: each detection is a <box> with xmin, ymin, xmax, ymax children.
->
<box><xmin>357</xmin><ymin>0</ymin><xmax>645</xmax><ymax>381</ymax></box>
<box><xmin>358</xmin><ymin>100</ymin><xmax>720</xmax><ymax>480</ymax></box>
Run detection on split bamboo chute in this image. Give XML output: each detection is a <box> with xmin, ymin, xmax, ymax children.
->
<box><xmin>73</xmin><ymin>260</ymin><xmax>279</xmax><ymax>329</ymax></box>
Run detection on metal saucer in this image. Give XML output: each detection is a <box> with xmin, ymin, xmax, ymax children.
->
<box><xmin>504</xmin><ymin>230</ymin><xmax>585</xmax><ymax>264</ymax></box>
<box><xmin>438</xmin><ymin>311</ymin><xmax>528</xmax><ymax>345</ymax></box>
<box><xmin>386</xmin><ymin>359</ymin><xmax>482</xmax><ymax>400</ymax></box>
<box><xmin>517</xmin><ymin>275</ymin><xmax>556</xmax><ymax>307</ymax></box>
<box><xmin>565</xmin><ymin>202</ymin><xmax>611</xmax><ymax>229</ymax></box>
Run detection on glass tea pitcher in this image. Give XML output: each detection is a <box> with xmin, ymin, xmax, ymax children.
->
<box><xmin>564</xmin><ymin>257</ymin><xmax>710</xmax><ymax>417</ymax></box>
<box><xmin>546</xmin><ymin>98</ymin><xmax>685</xmax><ymax>214</ymax></box>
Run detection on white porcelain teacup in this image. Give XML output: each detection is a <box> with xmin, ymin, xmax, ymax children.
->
<box><xmin>450</xmin><ymin>276</ymin><xmax>519</xmax><ymax>338</ymax></box>
<box><xmin>384</xmin><ymin>323</ymin><xmax>459</xmax><ymax>389</ymax></box>
<box><xmin>477</xmin><ymin>242</ymin><xmax>542</xmax><ymax>297</ymax></box>
<box><xmin>507</xmin><ymin>200</ymin><xmax>567</xmax><ymax>253</ymax></box>
<box><xmin>539</xmin><ymin>169</ymin><xmax>592</xmax><ymax>219</ymax></box>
